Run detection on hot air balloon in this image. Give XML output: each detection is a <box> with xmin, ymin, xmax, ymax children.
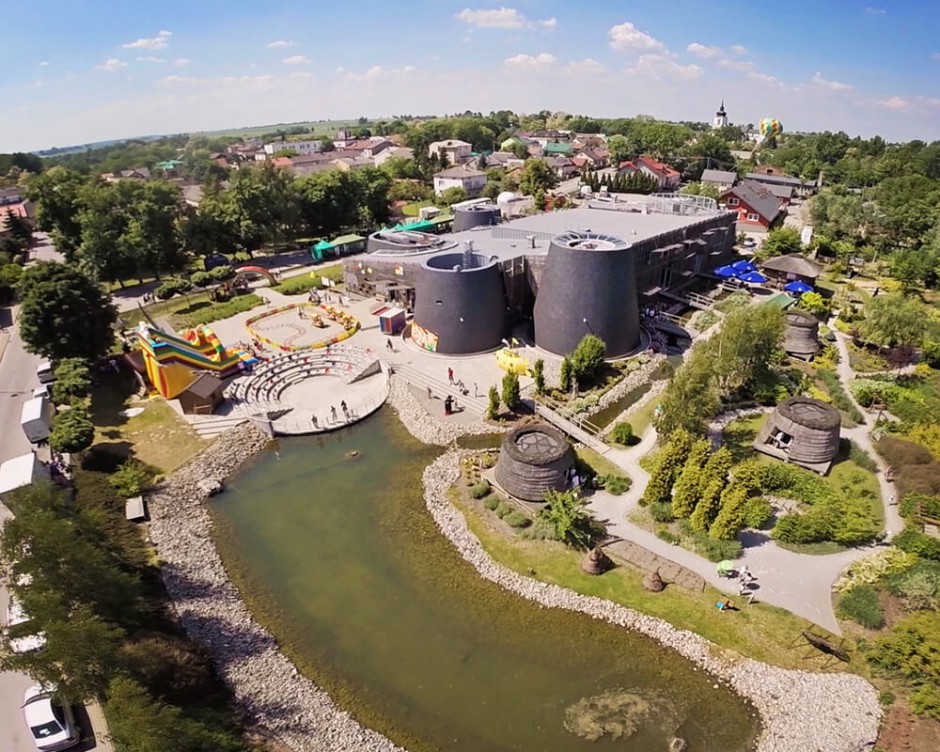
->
<box><xmin>759</xmin><ymin>118</ymin><xmax>783</xmax><ymax>139</ymax></box>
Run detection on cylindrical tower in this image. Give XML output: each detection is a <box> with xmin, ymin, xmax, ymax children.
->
<box><xmin>533</xmin><ymin>231</ymin><xmax>640</xmax><ymax>357</ymax></box>
<box><xmin>452</xmin><ymin>203</ymin><xmax>501</xmax><ymax>232</ymax></box>
<box><xmin>412</xmin><ymin>249</ymin><xmax>508</xmax><ymax>354</ymax></box>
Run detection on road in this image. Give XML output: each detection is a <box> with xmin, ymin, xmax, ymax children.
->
<box><xmin>0</xmin><ymin>233</ymin><xmax>59</xmax><ymax>752</ymax></box>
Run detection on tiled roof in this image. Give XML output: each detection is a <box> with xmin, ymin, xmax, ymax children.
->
<box><xmin>701</xmin><ymin>169</ymin><xmax>737</xmax><ymax>184</ymax></box>
<box><xmin>434</xmin><ymin>165</ymin><xmax>486</xmax><ymax>179</ymax></box>
<box><xmin>722</xmin><ymin>180</ymin><xmax>784</xmax><ymax>222</ymax></box>
<box><xmin>637</xmin><ymin>156</ymin><xmax>680</xmax><ymax>178</ymax></box>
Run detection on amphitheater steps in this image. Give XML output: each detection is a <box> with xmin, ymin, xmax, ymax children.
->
<box><xmin>185</xmin><ymin>414</ymin><xmax>249</xmax><ymax>439</ymax></box>
<box><xmin>393</xmin><ymin>364</ymin><xmax>488</xmax><ymax>414</ymax></box>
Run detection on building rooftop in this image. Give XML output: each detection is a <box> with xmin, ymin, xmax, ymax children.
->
<box><xmin>701</xmin><ymin>169</ymin><xmax>737</xmax><ymax>184</ymax></box>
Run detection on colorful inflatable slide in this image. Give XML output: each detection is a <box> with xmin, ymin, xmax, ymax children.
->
<box><xmin>135</xmin><ymin>323</ymin><xmax>257</xmax><ymax>398</ymax></box>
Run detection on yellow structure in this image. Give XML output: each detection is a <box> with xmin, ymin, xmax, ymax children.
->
<box><xmin>496</xmin><ymin>348</ymin><xmax>530</xmax><ymax>376</ymax></box>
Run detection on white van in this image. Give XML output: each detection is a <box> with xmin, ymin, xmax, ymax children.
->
<box><xmin>36</xmin><ymin>361</ymin><xmax>55</xmax><ymax>385</ymax></box>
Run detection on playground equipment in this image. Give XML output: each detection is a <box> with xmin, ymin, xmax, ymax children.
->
<box><xmin>323</xmin><ymin>305</ymin><xmax>357</xmax><ymax>330</ymax></box>
<box><xmin>135</xmin><ymin>323</ymin><xmax>257</xmax><ymax>398</ymax></box>
<box><xmin>496</xmin><ymin>347</ymin><xmax>530</xmax><ymax>376</ymax></box>
<box><xmin>245</xmin><ymin>303</ymin><xmax>360</xmax><ymax>353</ymax></box>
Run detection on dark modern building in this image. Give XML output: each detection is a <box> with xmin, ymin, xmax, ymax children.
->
<box><xmin>533</xmin><ymin>231</ymin><xmax>641</xmax><ymax>357</ymax></box>
<box><xmin>412</xmin><ymin>249</ymin><xmax>508</xmax><ymax>353</ymax></box>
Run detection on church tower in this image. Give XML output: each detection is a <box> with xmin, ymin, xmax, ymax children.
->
<box><xmin>712</xmin><ymin>100</ymin><xmax>728</xmax><ymax>129</ymax></box>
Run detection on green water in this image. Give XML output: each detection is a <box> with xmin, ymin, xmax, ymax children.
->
<box><xmin>211</xmin><ymin>410</ymin><xmax>758</xmax><ymax>751</ymax></box>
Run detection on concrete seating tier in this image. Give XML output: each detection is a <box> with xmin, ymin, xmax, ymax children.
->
<box><xmin>225</xmin><ymin>347</ymin><xmax>380</xmax><ymax>411</ymax></box>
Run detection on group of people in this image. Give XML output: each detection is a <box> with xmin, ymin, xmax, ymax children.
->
<box><xmin>447</xmin><ymin>367</ymin><xmax>471</xmax><ymax>397</ymax></box>
<box><xmin>141</xmin><ymin>291</ymin><xmax>157</xmax><ymax>304</ymax></box>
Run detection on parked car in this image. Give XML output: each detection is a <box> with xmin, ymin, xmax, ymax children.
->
<box><xmin>32</xmin><ymin>385</ymin><xmax>50</xmax><ymax>400</ymax></box>
<box><xmin>742</xmin><ymin>237</ymin><xmax>757</xmax><ymax>249</ymax></box>
<box><xmin>5</xmin><ymin>593</ymin><xmax>47</xmax><ymax>653</ymax></box>
<box><xmin>21</xmin><ymin>685</ymin><xmax>79</xmax><ymax>751</ymax></box>
<box><xmin>36</xmin><ymin>361</ymin><xmax>55</xmax><ymax>385</ymax></box>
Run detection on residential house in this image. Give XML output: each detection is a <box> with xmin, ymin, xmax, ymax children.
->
<box><xmin>500</xmin><ymin>134</ymin><xmax>531</xmax><ymax>151</ymax></box>
<box><xmin>760</xmin><ymin>255</ymin><xmax>823</xmax><ymax>286</ymax></box>
<box><xmin>332</xmin><ymin>156</ymin><xmax>375</xmax><ymax>172</ymax></box>
<box><xmin>101</xmin><ymin>167</ymin><xmax>151</xmax><ymax>183</ymax></box>
<box><xmin>527</xmin><ymin>143</ymin><xmax>544</xmax><ymax>158</ymax></box>
<box><xmin>764</xmin><ymin>183</ymin><xmax>794</xmax><ymax>205</ymax></box>
<box><xmin>181</xmin><ymin>184</ymin><xmax>204</xmax><ymax>208</ymax></box>
<box><xmin>433</xmin><ymin>165</ymin><xmax>486</xmax><ymax>197</ymax></box>
<box><xmin>700</xmin><ymin>169</ymin><xmax>737</xmax><ymax>193</ymax></box>
<box><xmin>719</xmin><ymin>180</ymin><xmax>786</xmax><ymax>230</ymax></box>
<box><xmin>344</xmin><ymin>137</ymin><xmax>392</xmax><ymax>159</ymax></box>
<box><xmin>373</xmin><ymin>146</ymin><xmax>414</xmax><ymax>167</ymax></box>
<box><xmin>619</xmin><ymin>156</ymin><xmax>681</xmax><ymax>191</ymax></box>
<box><xmin>579</xmin><ymin>147</ymin><xmax>609</xmax><ymax>168</ymax></box>
<box><xmin>572</xmin><ymin>134</ymin><xmax>607</xmax><ymax>151</ymax></box>
<box><xmin>0</xmin><ymin>195</ymin><xmax>36</xmax><ymax>231</ymax></box>
<box><xmin>264</xmin><ymin>139</ymin><xmax>323</xmax><ymax>156</ymax></box>
<box><xmin>745</xmin><ymin>166</ymin><xmax>818</xmax><ymax>197</ymax></box>
<box><xmin>428</xmin><ymin>139</ymin><xmax>472</xmax><ymax>165</ymax></box>
<box><xmin>543</xmin><ymin>141</ymin><xmax>574</xmax><ymax>157</ymax></box>
<box><xmin>477</xmin><ymin>151</ymin><xmax>524</xmax><ymax>170</ymax></box>
<box><xmin>275</xmin><ymin>153</ymin><xmax>343</xmax><ymax>176</ymax></box>
<box><xmin>547</xmin><ymin>156</ymin><xmax>578</xmax><ymax>180</ymax></box>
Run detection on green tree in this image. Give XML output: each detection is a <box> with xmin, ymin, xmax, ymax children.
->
<box><xmin>18</xmin><ymin>262</ymin><xmax>118</xmax><ymax>362</ymax></box>
<box><xmin>2</xmin><ymin>210</ymin><xmax>33</xmax><ymax>249</ymax></box>
<box><xmin>487</xmin><ymin>385</ymin><xmax>500</xmax><ymax>420</ymax></box>
<box><xmin>109</xmin><ymin>460</ymin><xmax>155</xmax><ymax>498</ymax></box>
<box><xmin>537</xmin><ymin>489</ymin><xmax>599</xmax><ymax>549</ymax></box>
<box><xmin>681</xmin><ymin>182</ymin><xmax>720</xmax><ymax>200</ymax></box>
<box><xmin>519</xmin><ymin>158</ymin><xmax>558</xmax><ymax>204</ymax></box>
<box><xmin>758</xmin><ymin>226</ymin><xmax>802</xmax><ymax>258</ymax></box>
<box><xmin>532</xmin><ymin>358</ymin><xmax>545</xmax><ymax>395</ymax></box>
<box><xmin>859</xmin><ymin>293</ymin><xmax>926</xmax><ymax>349</ymax></box>
<box><xmin>708</xmin><ymin>483</ymin><xmax>750</xmax><ymax>540</ymax></box>
<box><xmin>708</xmin><ymin>305</ymin><xmax>784</xmax><ymax>395</ymax></box>
<box><xmin>24</xmin><ymin>166</ymin><xmax>87</xmax><ymax>261</ymax></box>
<box><xmin>670</xmin><ymin>439</ymin><xmax>712</xmax><ymax>518</ymax></box>
<box><xmin>0</xmin><ymin>261</ymin><xmax>21</xmax><ymax>304</ymax></box>
<box><xmin>437</xmin><ymin>186</ymin><xmax>468</xmax><ymax>206</ymax></box>
<box><xmin>642</xmin><ymin>429</ymin><xmax>693</xmax><ymax>506</ymax></box>
<box><xmin>106</xmin><ymin>677</ymin><xmax>212</xmax><ymax>752</ymax></box>
<box><xmin>501</xmin><ymin>371</ymin><xmax>521</xmax><ymax>411</ymax></box>
<box><xmin>657</xmin><ymin>344</ymin><xmax>719</xmax><ymax>436</ymax></box>
<box><xmin>569</xmin><ymin>334</ymin><xmax>606</xmax><ymax>384</ymax></box>
<box><xmin>50</xmin><ymin>358</ymin><xmax>91</xmax><ymax>403</ymax></box>
<box><xmin>560</xmin><ymin>356</ymin><xmax>573</xmax><ymax>392</ymax></box>
<box><xmin>50</xmin><ymin>405</ymin><xmax>95</xmax><ymax>454</ymax></box>
<box><xmin>689</xmin><ymin>447</ymin><xmax>733</xmax><ymax>532</ymax></box>
<box><xmin>607</xmin><ymin>134</ymin><xmax>633</xmax><ymax>165</ymax></box>
<box><xmin>796</xmin><ymin>291</ymin><xmax>829</xmax><ymax>318</ymax></box>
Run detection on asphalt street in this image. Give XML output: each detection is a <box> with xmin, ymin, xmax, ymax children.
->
<box><xmin>0</xmin><ymin>234</ymin><xmax>60</xmax><ymax>752</ymax></box>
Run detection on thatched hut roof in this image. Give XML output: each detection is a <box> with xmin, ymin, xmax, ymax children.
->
<box><xmin>755</xmin><ymin>396</ymin><xmax>841</xmax><ymax>473</ymax></box>
<box><xmin>581</xmin><ymin>546</ymin><xmax>612</xmax><ymax>575</ymax></box>
<box><xmin>494</xmin><ymin>423</ymin><xmax>575</xmax><ymax>502</ymax></box>
<box><xmin>784</xmin><ymin>309</ymin><xmax>820</xmax><ymax>358</ymax></box>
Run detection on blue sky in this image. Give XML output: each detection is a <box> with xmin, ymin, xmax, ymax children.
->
<box><xmin>3</xmin><ymin>1</ymin><xmax>939</xmax><ymax>151</ymax></box>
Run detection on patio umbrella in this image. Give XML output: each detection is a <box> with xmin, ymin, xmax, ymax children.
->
<box><xmin>738</xmin><ymin>271</ymin><xmax>768</xmax><ymax>285</ymax></box>
<box><xmin>716</xmin><ymin>560</ymin><xmax>735</xmax><ymax>576</ymax></box>
<box><xmin>731</xmin><ymin>260</ymin><xmax>757</xmax><ymax>273</ymax></box>
<box><xmin>784</xmin><ymin>280</ymin><xmax>814</xmax><ymax>295</ymax></box>
<box><xmin>714</xmin><ymin>264</ymin><xmax>738</xmax><ymax>278</ymax></box>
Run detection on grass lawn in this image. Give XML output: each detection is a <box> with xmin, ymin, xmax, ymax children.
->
<box><xmin>402</xmin><ymin>200</ymin><xmax>435</xmax><ymax>217</ymax></box>
<box><xmin>630</xmin><ymin>397</ymin><xmax>661</xmax><ymax>438</ymax></box>
<box><xmin>88</xmin><ymin>372</ymin><xmax>208</xmax><ymax>475</ymax></box>
<box><xmin>118</xmin><ymin>291</ymin><xmax>263</xmax><ymax>330</ymax></box>
<box><xmin>453</xmin><ymin>494</ymin><xmax>862</xmax><ymax>673</ymax></box>
<box><xmin>575</xmin><ymin>445</ymin><xmax>630</xmax><ymax>482</ymax></box>
<box><xmin>272</xmin><ymin>264</ymin><xmax>344</xmax><ymax>295</ymax></box>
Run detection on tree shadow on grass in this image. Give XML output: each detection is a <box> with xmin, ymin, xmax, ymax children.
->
<box><xmin>88</xmin><ymin>370</ymin><xmax>138</xmax><ymax>429</ymax></box>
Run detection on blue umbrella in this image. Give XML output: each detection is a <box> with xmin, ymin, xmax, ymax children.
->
<box><xmin>738</xmin><ymin>271</ymin><xmax>768</xmax><ymax>285</ymax></box>
<box><xmin>731</xmin><ymin>260</ymin><xmax>757</xmax><ymax>273</ymax></box>
<box><xmin>784</xmin><ymin>280</ymin><xmax>814</xmax><ymax>294</ymax></box>
<box><xmin>714</xmin><ymin>265</ymin><xmax>738</xmax><ymax>278</ymax></box>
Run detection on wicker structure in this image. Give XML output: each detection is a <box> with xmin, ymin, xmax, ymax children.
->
<box><xmin>581</xmin><ymin>546</ymin><xmax>612</xmax><ymax>575</ymax></box>
<box><xmin>783</xmin><ymin>310</ymin><xmax>820</xmax><ymax>360</ymax></box>
<box><xmin>494</xmin><ymin>423</ymin><xmax>575</xmax><ymax>502</ymax></box>
<box><xmin>755</xmin><ymin>396</ymin><xmax>841</xmax><ymax>474</ymax></box>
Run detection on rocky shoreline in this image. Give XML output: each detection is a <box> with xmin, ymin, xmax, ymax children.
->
<box><xmin>147</xmin><ymin>390</ymin><xmax>882</xmax><ymax>752</ymax></box>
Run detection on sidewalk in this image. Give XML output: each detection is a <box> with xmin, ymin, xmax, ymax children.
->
<box><xmin>84</xmin><ymin>699</ymin><xmax>116</xmax><ymax>751</ymax></box>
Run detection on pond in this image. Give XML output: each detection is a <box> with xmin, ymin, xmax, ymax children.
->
<box><xmin>211</xmin><ymin>409</ymin><xmax>758</xmax><ymax>751</ymax></box>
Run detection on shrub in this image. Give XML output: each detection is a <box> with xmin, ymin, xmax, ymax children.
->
<box><xmin>742</xmin><ymin>497</ymin><xmax>773</xmax><ymax>529</ymax></box>
<box><xmin>816</xmin><ymin>368</ymin><xmax>864</xmax><ymax>422</ymax></box>
<box><xmin>835</xmin><ymin>548</ymin><xmax>916</xmax><ymax>594</ymax></box>
<box><xmin>109</xmin><ymin>459</ymin><xmax>155</xmax><ymax>498</ymax></box>
<box><xmin>893</xmin><ymin>526</ymin><xmax>940</xmax><ymax>561</ymax></box>
<box><xmin>649</xmin><ymin>502</ymin><xmax>674</xmax><ymax>522</ymax></box>
<box><xmin>504</xmin><ymin>511</ymin><xmax>532</xmax><ymax>528</ymax></box>
<box><xmin>569</xmin><ymin>394</ymin><xmax>599</xmax><ymax>414</ymax></box>
<box><xmin>690</xmin><ymin>532</ymin><xmax>742</xmax><ymax>562</ymax></box>
<box><xmin>49</xmin><ymin>404</ymin><xmax>95</xmax><ymax>454</ymax></box>
<box><xmin>709</xmin><ymin>483</ymin><xmax>750</xmax><ymax>541</ymax></box>
<box><xmin>532</xmin><ymin>358</ymin><xmax>545</xmax><ymax>395</ymax></box>
<box><xmin>885</xmin><ymin>561</ymin><xmax>940</xmax><ymax>611</ymax></box>
<box><xmin>155</xmin><ymin>278</ymin><xmax>193</xmax><ymax>300</ymax></box>
<box><xmin>479</xmin><ymin>451</ymin><xmax>497</xmax><ymax>469</ymax></box>
<box><xmin>848</xmin><ymin>440</ymin><xmax>878</xmax><ymax>472</ymax></box>
<box><xmin>469</xmin><ymin>482</ymin><xmax>491</xmax><ymax>499</ymax></box>
<box><xmin>482</xmin><ymin>494</ymin><xmax>500</xmax><ymax>511</ymax></box>
<box><xmin>537</xmin><ymin>489</ymin><xmax>602</xmax><ymax>548</ymax></box>
<box><xmin>610</xmin><ymin>421</ymin><xmax>637</xmax><ymax>447</ymax></box>
<box><xmin>495</xmin><ymin>501</ymin><xmax>513</xmax><ymax>518</ymax></box>
<box><xmin>486</xmin><ymin>386</ymin><xmax>500</xmax><ymax>420</ymax></box>
<box><xmin>868</xmin><ymin>612</ymin><xmax>940</xmax><ymax>719</ymax></box>
<box><xmin>560</xmin><ymin>356</ymin><xmax>573</xmax><ymax>392</ymax></box>
<box><xmin>643</xmin><ymin>429</ymin><xmax>693</xmax><ymax>506</ymax></box>
<box><xmin>601</xmin><ymin>475</ymin><xmax>631</xmax><ymax>496</ymax></box>
<box><xmin>656</xmin><ymin>526</ymin><xmax>679</xmax><ymax>544</ymax></box>
<box><xmin>569</xmin><ymin>334</ymin><xmax>606</xmax><ymax>383</ymax></box>
<box><xmin>51</xmin><ymin>358</ymin><xmax>92</xmax><ymax>403</ymax></box>
<box><xmin>876</xmin><ymin>435</ymin><xmax>934</xmax><ymax>469</ymax></box>
<box><xmin>836</xmin><ymin>586</ymin><xmax>885</xmax><ymax>629</ymax></box>
<box><xmin>851</xmin><ymin>378</ymin><xmax>898</xmax><ymax>408</ymax></box>
<box><xmin>773</xmin><ymin>507</ymin><xmax>839</xmax><ymax>544</ymax></box>
<box><xmin>501</xmin><ymin>371</ymin><xmax>521</xmax><ymax>411</ymax></box>
<box><xmin>190</xmin><ymin>271</ymin><xmax>213</xmax><ymax>288</ymax></box>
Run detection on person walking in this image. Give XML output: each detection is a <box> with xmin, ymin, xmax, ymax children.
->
<box><xmin>386</xmin><ymin>339</ymin><xmax>394</xmax><ymax>351</ymax></box>
<box><xmin>341</xmin><ymin>400</ymin><xmax>348</xmax><ymax>417</ymax></box>
<box><xmin>311</xmin><ymin>415</ymin><xmax>319</xmax><ymax>428</ymax></box>
<box><xmin>447</xmin><ymin>367</ymin><xmax>454</xmax><ymax>384</ymax></box>
<box><xmin>330</xmin><ymin>405</ymin><xmax>338</xmax><ymax>422</ymax></box>
<box><xmin>427</xmin><ymin>386</ymin><xmax>433</xmax><ymax>400</ymax></box>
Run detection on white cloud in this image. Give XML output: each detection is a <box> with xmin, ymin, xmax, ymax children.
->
<box><xmin>174</xmin><ymin>58</ymin><xmax>190</xmax><ymax>67</ymax></box>
<box><xmin>608</xmin><ymin>22</ymin><xmax>665</xmax><ymax>53</ymax></box>
<box><xmin>627</xmin><ymin>53</ymin><xmax>701</xmax><ymax>80</ymax></box>
<box><xmin>686</xmin><ymin>43</ymin><xmax>721</xmax><ymax>59</ymax></box>
<box><xmin>748</xmin><ymin>71</ymin><xmax>784</xmax><ymax>86</ymax></box>
<box><xmin>876</xmin><ymin>96</ymin><xmax>908</xmax><ymax>109</ymax></box>
<box><xmin>122</xmin><ymin>30</ymin><xmax>171</xmax><ymax>50</ymax></box>
<box><xmin>504</xmin><ymin>52</ymin><xmax>556</xmax><ymax>71</ymax></box>
<box><xmin>812</xmin><ymin>72</ymin><xmax>853</xmax><ymax>91</ymax></box>
<box><xmin>456</xmin><ymin>7</ymin><xmax>526</xmax><ymax>29</ymax></box>
<box><xmin>337</xmin><ymin>65</ymin><xmax>419</xmax><ymax>82</ymax></box>
<box><xmin>865</xmin><ymin>6</ymin><xmax>887</xmax><ymax>14</ymax></box>
<box><xmin>718</xmin><ymin>58</ymin><xmax>754</xmax><ymax>72</ymax></box>
<box><xmin>537</xmin><ymin>17</ymin><xmax>557</xmax><ymax>29</ymax></box>
<box><xmin>267</xmin><ymin>40</ymin><xmax>297</xmax><ymax>48</ymax></box>
<box><xmin>159</xmin><ymin>74</ymin><xmax>276</xmax><ymax>90</ymax></box>
<box><xmin>95</xmin><ymin>58</ymin><xmax>127</xmax><ymax>72</ymax></box>
<box><xmin>729</xmin><ymin>44</ymin><xmax>748</xmax><ymax>56</ymax></box>
<box><xmin>136</xmin><ymin>56</ymin><xmax>165</xmax><ymax>63</ymax></box>
<box><xmin>283</xmin><ymin>55</ymin><xmax>312</xmax><ymax>65</ymax></box>
<box><xmin>564</xmin><ymin>58</ymin><xmax>607</xmax><ymax>76</ymax></box>
<box><xmin>38</xmin><ymin>61</ymin><xmax>49</xmax><ymax>67</ymax></box>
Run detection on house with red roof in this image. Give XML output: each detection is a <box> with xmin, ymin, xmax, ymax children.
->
<box><xmin>619</xmin><ymin>156</ymin><xmax>681</xmax><ymax>191</ymax></box>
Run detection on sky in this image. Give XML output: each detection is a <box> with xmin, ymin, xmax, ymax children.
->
<box><xmin>3</xmin><ymin>0</ymin><xmax>940</xmax><ymax>152</ymax></box>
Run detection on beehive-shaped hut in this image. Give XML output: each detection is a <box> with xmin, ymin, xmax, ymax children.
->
<box><xmin>784</xmin><ymin>310</ymin><xmax>819</xmax><ymax>360</ymax></box>
<box><xmin>495</xmin><ymin>423</ymin><xmax>575</xmax><ymax>501</ymax></box>
<box><xmin>754</xmin><ymin>396</ymin><xmax>841</xmax><ymax>474</ymax></box>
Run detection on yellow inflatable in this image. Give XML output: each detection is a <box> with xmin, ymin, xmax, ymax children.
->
<box><xmin>496</xmin><ymin>348</ymin><xmax>530</xmax><ymax>376</ymax></box>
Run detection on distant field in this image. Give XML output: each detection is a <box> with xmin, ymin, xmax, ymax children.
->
<box><xmin>194</xmin><ymin>119</ymin><xmax>368</xmax><ymax>139</ymax></box>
